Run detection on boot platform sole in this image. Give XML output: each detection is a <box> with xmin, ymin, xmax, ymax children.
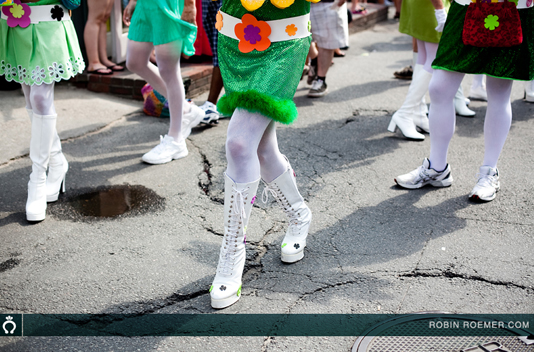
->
<box><xmin>26</xmin><ymin>211</ymin><xmax>45</xmax><ymax>222</ymax></box>
<box><xmin>281</xmin><ymin>250</ymin><xmax>304</xmax><ymax>263</ymax></box>
<box><xmin>211</xmin><ymin>294</ymin><xmax>241</xmax><ymax>309</ymax></box>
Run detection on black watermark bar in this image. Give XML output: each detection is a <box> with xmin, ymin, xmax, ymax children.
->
<box><xmin>0</xmin><ymin>314</ymin><xmax>532</xmax><ymax>337</ymax></box>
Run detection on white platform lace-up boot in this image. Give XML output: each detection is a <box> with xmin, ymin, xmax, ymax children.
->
<box><xmin>262</xmin><ymin>157</ymin><xmax>312</xmax><ymax>263</ymax></box>
<box><xmin>26</xmin><ymin>113</ymin><xmax>57</xmax><ymax>221</ymax></box>
<box><xmin>27</xmin><ymin>109</ymin><xmax>68</xmax><ymax>203</ymax></box>
<box><xmin>210</xmin><ymin>173</ymin><xmax>259</xmax><ymax>309</ymax></box>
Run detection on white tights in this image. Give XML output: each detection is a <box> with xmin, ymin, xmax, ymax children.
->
<box><xmin>21</xmin><ymin>83</ymin><xmax>56</xmax><ymax>115</ymax></box>
<box><xmin>428</xmin><ymin>69</ymin><xmax>513</xmax><ymax>171</ymax></box>
<box><xmin>416</xmin><ymin>39</ymin><xmax>439</xmax><ymax>73</ymax></box>
<box><xmin>126</xmin><ymin>40</ymin><xmax>187</xmax><ymax>140</ymax></box>
<box><xmin>225</xmin><ymin>109</ymin><xmax>287</xmax><ymax>184</ymax></box>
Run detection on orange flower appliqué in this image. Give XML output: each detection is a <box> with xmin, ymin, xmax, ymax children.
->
<box><xmin>235</xmin><ymin>14</ymin><xmax>271</xmax><ymax>53</ymax></box>
<box><xmin>285</xmin><ymin>24</ymin><xmax>297</xmax><ymax>36</ymax></box>
<box><xmin>215</xmin><ymin>11</ymin><xmax>223</xmax><ymax>31</ymax></box>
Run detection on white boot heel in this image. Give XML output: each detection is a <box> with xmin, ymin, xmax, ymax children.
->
<box><xmin>46</xmin><ymin>153</ymin><xmax>68</xmax><ymax>202</ymax></box>
<box><xmin>387</xmin><ymin>119</ymin><xmax>397</xmax><ymax>133</ymax></box>
<box><xmin>210</xmin><ymin>174</ymin><xmax>260</xmax><ymax>309</ymax></box>
<box><xmin>262</xmin><ymin>157</ymin><xmax>312</xmax><ymax>263</ymax></box>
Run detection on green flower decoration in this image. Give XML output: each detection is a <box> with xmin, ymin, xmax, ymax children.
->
<box><xmin>508</xmin><ymin>0</ymin><xmax>518</xmax><ymax>6</ymax></box>
<box><xmin>484</xmin><ymin>14</ymin><xmax>499</xmax><ymax>31</ymax></box>
<box><xmin>308</xmin><ymin>20</ymin><xmax>311</xmax><ymax>32</ymax></box>
<box><xmin>10</xmin><ymin>3</ymin><xmax>24</xmax><ymax>18</ymax></box>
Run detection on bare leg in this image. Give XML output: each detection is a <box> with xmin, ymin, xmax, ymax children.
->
<box><xmin>84</xmin><ymin>0</ymin><xmax>113</xmax><ymax>73</ymax></box>
<box><xmin>207</xmin><ymin>66</ymin><xmax>224</xmax><ymax>105</ymax></box>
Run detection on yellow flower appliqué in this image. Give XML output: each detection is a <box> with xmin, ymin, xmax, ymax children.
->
<box><xmin>285</xmin><ymin>24</ymin><xmax>297</xmax><ymax>36</ymax></box>
<box><xmin>10</xmin><ymin>3</ymin><xmax>24</xmax><ymax>18</ymax></box>
<box><xmin>241</xmin><ymin>0</ymin><xmax>265</xmax><ymax>11</ymax></box>
<box><xmin>215</xmin><ymin>11</ymin><xmax>223</xmax><ymax>31</ymax></box>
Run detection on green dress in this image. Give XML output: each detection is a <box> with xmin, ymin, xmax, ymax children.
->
<box><xmin>0</xmin><ymin>0</ymin><xmax>84</xmax><ymax>86</ymax></box>
<box><xmin>399</xmin><ymin>0</ymin><xmax>450</xmax><ymax>43</ymax></box>
<box><xmin>127</xmin><ymin>0</ymin><xmax>197</xmax><ymax>56</ymax></box>
<box><xmin>432</xmin><ymin>2</ymin><xmax>534</xmax><ymax>81</ymax></box>
<box><xmin>217</xmin><ymin>0</ymin><xmax>312</xmax><ymax>124</ymax></box>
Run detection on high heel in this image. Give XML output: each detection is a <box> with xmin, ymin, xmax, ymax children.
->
<box><xmin>46</xmin><ymin>153</ymin><xmax>68</xmax><ymax>202</ymax></box>
<box><xmin>26</xmin><ymin>113</ymin><xmax>57</xmax><ymax>222</ymax></box>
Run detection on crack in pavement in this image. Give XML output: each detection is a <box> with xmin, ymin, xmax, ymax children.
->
<box><xmin>399</xmin><ymin>269</ymin><xmax>534</xmax><ymax>291</ymax></box>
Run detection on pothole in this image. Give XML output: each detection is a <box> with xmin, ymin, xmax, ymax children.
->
<box><xmin>48</xmin><ymin>184</ymin><xmax>165</xmax><ymax>221</ymax></box>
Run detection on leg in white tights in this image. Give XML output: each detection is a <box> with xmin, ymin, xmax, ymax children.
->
<box><xmin>428</xmin><ymin>70</ymin><xmax>513</xmax><ymax>171</ymax></box>
<box><xmin>126</xmin><ymin>40</ymin><xmax>187</xmax><ymax>140</ymax></box>
<box><xmin>482</xmin><ymin>76</ymin><xmax>513</xmax><ymax>168</ymax></box>
<box><xmin>428</xmin><ymin>69</ymin><xmax>464</xmax><ymax>171</ymax></box>
<box><xmin>416</xmin><ymin>39</ymin><xmax>438</xmax><ymax>74</ymax></box>
<box><xmin>225</xmin><ymin>109</ymin><xmax>286</xmax><ymax>183</ymax></box>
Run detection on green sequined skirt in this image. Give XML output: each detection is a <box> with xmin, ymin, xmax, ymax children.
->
<box><xmin>216</xmin><ymin>1</ymin><xmax>311</xmax><ymax>124</ymax></box>
<box><xmin>432</xmin><ymin>2</ymin><xmax>534</xmax><ymax>81</ymax></box>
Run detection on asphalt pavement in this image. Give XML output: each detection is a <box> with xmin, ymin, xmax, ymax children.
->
<box><xmin>1</xmin><ymin>15</ymin><xmax>533</xmax><ymax>352</ymax></box>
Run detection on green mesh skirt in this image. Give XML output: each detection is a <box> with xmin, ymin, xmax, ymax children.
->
<box><xmin>128</xmin><ymin>0</ymin><xmax>197</xmax><ymax>55</ymax></box>
<box><xmin>0</xmin><ymin>17</ymin><xmax>84</xmax><ymax>86</ymax></box>
<box><xmin>432</xmin><ymin>2</ymin><xmax>534</xmax><ymax>81</ymax></box>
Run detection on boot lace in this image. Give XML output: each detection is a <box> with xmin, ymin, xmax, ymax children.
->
<box><xmin>262</xmin><ymin>185</ymin><xmax>300</xmax><ymax>235</ymax></box>
<box><xmin>217</xmin><ymin>185</ymin><xmax>249</xmax><ymax>276</ymax></box>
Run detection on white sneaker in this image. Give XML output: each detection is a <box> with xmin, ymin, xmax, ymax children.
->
<box><xmin>395</xmin><ymin>158</ymin><xmax>453</xmax><ymax>189</ymax></box>
<box><xmin>182</xmin><ymin>102</ymin><xmax>205</xmax><ymax>139</ymax></box>
<box><xmin>142</xmin><ymin>135</ymin><xmax>188</xmax><ymax>164</ymax></box>
<box><xmin>469</xmin><ymin>166</ymin><xmax>500</xmax><ymax>202</ymax></box>
<box><xmin>199</xmin><ymin>101</ymin><xmax>220</xmax><ymax>124</ymax></box>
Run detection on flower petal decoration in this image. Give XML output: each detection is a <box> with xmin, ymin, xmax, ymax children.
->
<box><xmin>270</xmin><ymin>0</ymin><xmax>295</xmax><ymax>9</ymax></box>
<box><xmin>215</xmin><ymin>10</ymin><xmax>223</xmax><ymax>31</ymax></box>
<box><xmin>285</xmin><ymin>24</ymin><xmax>297</xmax><ymax>36</ymax></box>
<box><xmin>240</xmin><ymin>0</ymin><xmax>265</xmax><ymax>12</ymax></box>
<box><xmin>2</xmin><ymin>0</ymin><xmax>30</xmax><ymax>28</ymax></box>
<box><xmin>50</xmin><ymin>5</ymin><xmax>64</xmax><ymax>21</ymax></box>
<box><xmin>484</xmin><ymin>14</ymin><xmax>499</xmax><ymax>31</ymax></box>
<box><xmin>235</xmin><ymin>14</ymin><xmax>271</xmax><ymax>53</ymax></box>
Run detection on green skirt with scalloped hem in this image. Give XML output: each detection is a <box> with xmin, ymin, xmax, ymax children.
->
<box><xmin>127</xmin><ymin>0</ymin><xmax>197</xmax><ymax>56</ymax></box>
<box><xmin>0</xmin><ymin>18</ymin><xmax>84</xmax><ymax>86</ymax></box>
<box><xmin>432</xmin><ymin>2</ymin><xmax>534</xmax><ymax>81</ymax></box>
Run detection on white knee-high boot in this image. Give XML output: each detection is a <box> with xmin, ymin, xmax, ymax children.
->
<box><xmin>388</xmin><ymin>64</ymin><xmax>432</xmax><ymax>140</ymax></box>
<box><xmin>262</xmin><ymin>157</ymin><xmax>312</xmax><ymax>263</ymax></box>
<box><xmin>26</xmin><ymin>113</ymin><xmax>56</xmax><ymax>221</ymax></box>
<box><xmin>26</xmin><ymin>109</ymin><xmax>68</xmax><ymax>202</ymax></box>
<box><xmin>210</xmin><ymin>174</ymin><xmax>260</xmax><ymax>309</ymax></box>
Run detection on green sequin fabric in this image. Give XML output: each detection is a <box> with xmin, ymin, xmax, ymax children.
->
<box><xmin>217</xmin><ymin>0</ymin><xmax>311</xmax><ymax>124</ymax></box>
<box><xmin>432</xmin><ymin>2</ymin><xmax>534</xmax><ymax>81</ymax></box>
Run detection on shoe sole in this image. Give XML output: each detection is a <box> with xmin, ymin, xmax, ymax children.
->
<box><xmin>142</xmin><ymin>150</ymin><xmax>189</xmax><ymax>165</ymax></box>
<box><xmin>281</xmin><ymin>250</ymin><xmax>304</xmax><ymax>263</ymax></box>
<box><xmin>211</xmin><ymin>293</ymin><xmax>241</xmax><ymax>309</ymax></box>
<box><xmin>469</xmin><ymin>186</ymin><xmax>499</xmax><ymax>202</ymax></box>
<box><xmin>393</xmin><ymin>74</ymin><xmax>412</xmax><ymax>80</ymax></box>
<box><xmin>307</xmin><ymin>88</ymin><xmax>329</xmax><ymax>98</ymax></box>
<box><xmin>395</xmin><ymin>178</ymin><xmax>453</xmax><ymax>189</ymax></box>
<box><xmin>201</xmin><ymin>113</ymin><xmax>220</xmax><ymax>125</ymax></box>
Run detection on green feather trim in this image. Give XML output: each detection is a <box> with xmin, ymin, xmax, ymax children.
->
<box><xmin>217</xmin><ymin>90</ymin><xmax>298</xmax><ymax>125</ymax></box>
